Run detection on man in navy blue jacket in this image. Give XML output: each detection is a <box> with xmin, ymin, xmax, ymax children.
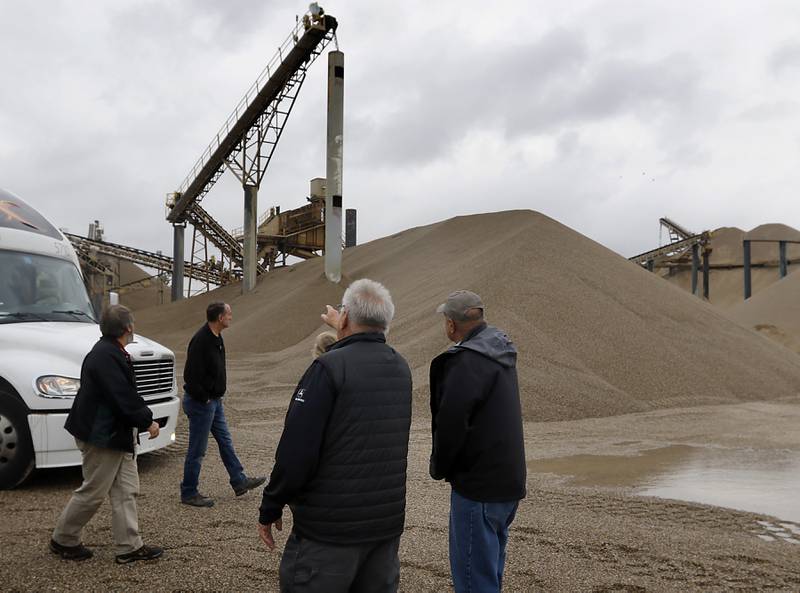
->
<box><xmin>51</xmin><ymin>305</ymin><xmax>163</xmax><ymax>564</ymax></box>
<box><xmin>430</xmin><ymin>290</ymin><xmax>526</xmax><ymax>593</ymax></box>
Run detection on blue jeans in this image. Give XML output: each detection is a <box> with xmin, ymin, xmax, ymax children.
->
<box><xmin>449</xmin><ymin>489</ymin><xmax>519</xmax><ymax>593</ymax></box>
<box><xmin>180</xmin><ymin>395</ymin><xmax>246</xmax><ymax>499</ymax></box>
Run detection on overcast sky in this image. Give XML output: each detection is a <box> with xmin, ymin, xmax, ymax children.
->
<box><xmin>2</xmin><ymin>1</ymin><xmax>799</xmax><ymax>263</ymax></box>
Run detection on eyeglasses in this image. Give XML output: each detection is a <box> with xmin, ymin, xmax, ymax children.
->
<box><xmin>334</xmin><ymin>303</ymin><xmax>346</xmax><ymax>313</ymax></box>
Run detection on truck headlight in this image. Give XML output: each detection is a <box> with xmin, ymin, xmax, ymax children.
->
<box><xmin>37</xmin><ymin>376</ymin><xmax>81</xmax><ymax>397</ymax></box>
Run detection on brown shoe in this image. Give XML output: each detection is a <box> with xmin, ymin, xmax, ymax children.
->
<box><xmin>115</xmin><ymin>544</ymin><xmax>164</xmax><ymax>564</ymax></box>
<box><xmin>50</xmin><ymin>539</ymin><xmax>93</xmax><ymax>561</ymax></box>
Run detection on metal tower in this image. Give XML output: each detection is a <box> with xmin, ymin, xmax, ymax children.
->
<box><xmin>166</xmin><ymin>8</ymin><xmax>338</xmax><ymax>299</ymax></box>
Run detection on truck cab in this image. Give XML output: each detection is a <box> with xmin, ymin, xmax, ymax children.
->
<box><xmin>0</xmin><ymin>188</ymin><xmax>180</xmax><ymax>488</ymax></box>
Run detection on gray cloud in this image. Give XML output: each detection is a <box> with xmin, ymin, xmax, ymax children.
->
<box><xmin>737</xmin><ymin>101</ymin><xmax>799</xmax><ymax>121</ymax></box>
<box><xmin>769</xmin><ymin>41</ymin><xmax>800</xmax><ymax>75</ymax></box>
<box><xmin>1</xmin><ymin>0</ymin><xmax>799</xmax><ymax>266</ymax></box>
<box><xmin>347</xmin><ymin>27</ymin><xmax>708</xmax><ymax>170</ymax></box>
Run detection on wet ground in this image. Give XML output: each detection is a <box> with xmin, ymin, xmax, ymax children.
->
<box><xmin>528</xmin><ymin>444</ymin><xmax>800</xmax><ymax>524</ymax></box>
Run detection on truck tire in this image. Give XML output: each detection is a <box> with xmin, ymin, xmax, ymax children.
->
<box><xmin>0</xmin><ymin>393</ymin><xmax>35</xmax><ymax>489</ymax></box>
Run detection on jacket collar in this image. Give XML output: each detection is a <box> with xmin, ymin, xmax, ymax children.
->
<box><xmin>457</xmin><ymin>322</ymin><xmax>488</xmax><ymax>346</ymax></box>
<box><xmin>328</xmin><ymin>331</ymin><xmax>386</xmax><ymax>352</ymax></box>
<box><xmin>203</xmin><ymin>323</ymin><xmax>222</xmax><ymax>340</ymax></box>
<box><xmin>100</xmin><ymin>335</ymin><xmax>131</xmax><ymax>362</ymax></box>
<box><xmin>433</xmin><ymin>322</ymin><xmax>516</xmax><ymax>368</ymax></box>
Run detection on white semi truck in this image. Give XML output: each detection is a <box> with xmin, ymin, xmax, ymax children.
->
<box><xmin>0</xmin><ymin>188</ymin><xmax>180</xmax><ymax>488</ymax></box>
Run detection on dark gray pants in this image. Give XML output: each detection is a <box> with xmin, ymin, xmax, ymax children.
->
<box><xmin>279</xmin><ymin>531</ymin><xmax>400</xmax><ymax>593</ymax></box>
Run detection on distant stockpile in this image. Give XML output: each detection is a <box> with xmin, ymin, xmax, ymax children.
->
<box><xmin>660</xmin><ymin>224</ymin><xmax>800</xmax><ymax>309</ymax></box>
<box><xmin>116</xmin><ymin>260</ymin><xmax>167</xmax><ymax>311</ymax></box>
<box><xmin>135</xmin><ymin>211</ymin><xmax>800</xmax><ymax>422</ymax></box>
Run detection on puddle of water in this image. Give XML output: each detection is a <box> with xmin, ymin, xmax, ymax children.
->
<box><xmin>781</xmin><ymin>522</ymin><xmax>800</xmax><ymax>536</ymax></box>
<box><xmin>750</xmin><ymin>520</ymin><xmax>800</xmax><ymax>544</ymax></box>
<box><xmin>527</xmin><ymin>445</ymin><xmax>696</xmax><ymax>488</ymax></box>
<box><xmin>528</xmin><ymin>445</ymin><xmax>800</xmax><ymax>522</ymax></box>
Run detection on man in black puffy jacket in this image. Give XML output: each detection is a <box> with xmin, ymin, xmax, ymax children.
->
<box><xmin>430</xmin><ymin>290</ymin><xmax>526</xmax><ymax>593</ymax></box>
<box><xmin>258</xmin><ymin>279</ymin><xmax>412</xmax><ymax>593</ymax></box>
<box><xmin>51</xmin><ymin>305</ymin><xmax>163</xmax><ymax>564</ymax></box>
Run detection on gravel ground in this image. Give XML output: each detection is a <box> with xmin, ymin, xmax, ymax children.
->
<box><xmin>2</xmin><ymin>394</ymin><xmax>799</xmax><ymax>592</ymax></box>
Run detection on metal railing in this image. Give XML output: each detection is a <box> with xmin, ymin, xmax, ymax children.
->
<box><xmin>175</xmin><ymin>11</ymin><xmax>328</xmax><ymax>198</ymax></box>
<box><xmin>66</xmin><ymin>233</ymin><xmax>227</xmax><ymax>285</ymax></box>
<box><xmin>230</xmin><ymin>208</ymin><xmax>275</xmax><ymax>238</ymax></box>
<box><xmin>628</xmin><ymin>232</ymin><xmax>710</xmax><ymax>266</ymax></box>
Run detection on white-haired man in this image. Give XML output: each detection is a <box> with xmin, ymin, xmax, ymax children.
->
<box><xmin>258</xmin><ymin>279</ymin><xmax>412</xmax><ymax>593</ymax></box>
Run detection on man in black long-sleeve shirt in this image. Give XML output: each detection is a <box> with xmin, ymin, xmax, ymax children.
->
<box><xmin>258</xmin><ymin>279</ymin><xmax>412</xmax><ymax>593</ymax></box>
<box><xmin>179</xmin><ymin>302</ymin><xmax>264</xmax><ymax>507</ymax></box>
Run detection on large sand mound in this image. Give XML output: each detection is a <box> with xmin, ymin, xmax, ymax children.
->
<box><xmin>135</xmin><ymin>210</ymin><xmax>800</xmax><ymax>422</ymax></box>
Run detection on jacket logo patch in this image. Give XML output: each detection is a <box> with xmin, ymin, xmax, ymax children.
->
<box><xmin>294</xmin><ymin>388</ymin><xmax>307</xmax><ymax>403</ymax></box>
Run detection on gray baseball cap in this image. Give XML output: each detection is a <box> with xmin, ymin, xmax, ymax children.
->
<box><xmin>436</xmin><ymin>290</ymin><xmax>485</xmax><ymax>320</ymax></box>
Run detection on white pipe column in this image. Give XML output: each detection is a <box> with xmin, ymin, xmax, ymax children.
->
<box><xmin>171</xmin><ymin>222</ymin><xmax>185</xmax><ymax>301</ymax></box>
<box><xmin>324</xmin><ymin>50</ymin><xmax>344</xmax><ymax>283</ymax></box>
<box><xmin>243</xmin><ymin>184</ymin><xmax>258</xmax><ymax>292</ymax></box>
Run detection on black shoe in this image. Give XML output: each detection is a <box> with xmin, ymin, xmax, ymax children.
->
<box><xmin>50</xmin><ymin>539</ymin><xmax>93</xmax><ymax>561</ymax></box>
<box><xmin>115</xmin><ymin>544</ymin><xmax>164</xmax><ymax>564</ymax></box>
<box><xmin>234</xmin><ymin>476</ymin><xmax>266</xmax><ymax>496</ymax></box>
<box><xmin>181</xmin><ymin>493</ymin><xmax>214</xmax><ymax>507</ymax></box>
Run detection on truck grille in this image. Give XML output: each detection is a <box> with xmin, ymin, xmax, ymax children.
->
<box><xmin>132</xmin><ymin>358</ymin><xmax>175</xmax><ymax>396</ymax></box>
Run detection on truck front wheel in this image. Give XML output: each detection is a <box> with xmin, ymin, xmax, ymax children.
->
<box><xmin>0</xmin><ymin>393</ymin><xmax>35</xmax><ymax>489</ymax></box>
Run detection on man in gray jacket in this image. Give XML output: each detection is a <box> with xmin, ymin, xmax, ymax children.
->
<box><xmin>430</xmin><ymin>290</ymin><xmax>526</xmax><ymax>593</ymax></box>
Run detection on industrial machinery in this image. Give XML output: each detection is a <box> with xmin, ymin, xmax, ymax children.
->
<box><xmin>67</xmin><ymin>225</ymin><xmax>230</xmax><ymax>308</ymax></box>
<box><xmin>165</xmin><ymin>5</ymin><xmax>343</xmax><ymax>299</ymax></box>
<box><xmin>71</xmin><ymin>6</ymin><xmax>349</xmax><ymax>304</ymax></box>
<box><xmin>230</xmin><ymin>178</ymin><xmax>356</xmax><ymax>270</ymax></box>
<box><xmin>631</xmin><ymin>217</ymin><xmax>798</xmax><ymax>301</ymax></box>
<box><xmin>629</xmin><ymin>217</ymin><xmax>711</xmax><ymax>298</ymax></box>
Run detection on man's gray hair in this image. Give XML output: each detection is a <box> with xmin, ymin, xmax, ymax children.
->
<box><xmin>100</xmin><ymin>304</ymin><xmax>134</xmax><ymax>338</ymax></box>
<box><xmin>342</xmin><ymin>278</ymin><xmax>395</xmax><ymax>331</ymax></box>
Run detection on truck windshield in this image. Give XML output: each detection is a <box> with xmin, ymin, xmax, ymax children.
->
<box><xmin>0</xmin><ymin>250</ymin><xmax>96</xmax><ymax>323</ymax></box>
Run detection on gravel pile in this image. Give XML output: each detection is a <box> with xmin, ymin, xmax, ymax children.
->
<box><xmin>136</xmin><ymin>210</ymin><xmax>800</xmax><ymax>422</ymax></box>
